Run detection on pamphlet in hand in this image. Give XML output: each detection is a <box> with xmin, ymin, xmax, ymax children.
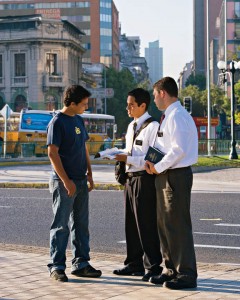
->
<box><xmin>94</xmin><ymin>147</ymin><xmax>126</xmax><ymax>160</ymax></box>
<box><xmin>144</xmin><ymin>146</ymin><xmax>165</xmax><ymax>163</ymax></box>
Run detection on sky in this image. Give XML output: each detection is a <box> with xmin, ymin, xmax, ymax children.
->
<box><xmin>113</xmin><ymin>0</ymin><xmax>193</xmax><ymax>82</ymax></box>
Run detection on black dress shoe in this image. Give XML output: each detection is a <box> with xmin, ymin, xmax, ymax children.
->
<box><xmin>142</xmin><ymin>269</ymin><xmax>162</xmax><ymax>282</ymax></box>
<box><xmin>163</xmin><ymin>278</ymin><xmax>197</xmax><ymax>290</ymax></box>
<box><xmin>71</xmin><ymin>265</ymin><xmax>102</xmax><ymax>278</ymax></box>
<box><xmin>150</xmin><ymin>273</ymin><xmax>176</xmax><ymax>285</ymax></box>
<box><xmin>113</xmin><ymin>265</ymin><xmax>145</xmax><ymax>276</ymax></box>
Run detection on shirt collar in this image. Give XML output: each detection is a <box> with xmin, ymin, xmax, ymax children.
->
<box><xmin>164</xmin><ymin>100</ymin><xmax>181</xmax><ymax>117</ymax></box>
<box><xmin>134</xmin><ymin>111</ymin><xmax>150</xmax><ymax>127</ymax></box>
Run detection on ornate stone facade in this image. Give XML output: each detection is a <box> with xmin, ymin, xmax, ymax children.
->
<box><xmin>0</xmin><ymin>14</ymin><xmax>85</xmax><ymax>111</ymax></box>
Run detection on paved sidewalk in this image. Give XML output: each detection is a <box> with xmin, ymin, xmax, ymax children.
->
<box><xmin>0</xmin><ymin>245</ymin><xmax>240</xmax><ymax>300</ymax></box>
<box><xmin>0</xmin><ymin>163</ymin><xmax>239</xmax><ymax>299</ymax></box>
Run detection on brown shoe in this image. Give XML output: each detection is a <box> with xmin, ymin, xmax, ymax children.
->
<box><xmin>50</xmin><ymin>270</ymin><xmax>68</xmax><ymax>282</ymax></box>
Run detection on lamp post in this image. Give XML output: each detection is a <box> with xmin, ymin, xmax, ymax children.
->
<box><xmin>104</xmin><ymin>64</ymin><xmax>107</xmax><ymax>114</ymax></box>
<box><xmin>217</xmin><ymin>60</ymin><xmax>239</xmax><ymax>159</ymax></box>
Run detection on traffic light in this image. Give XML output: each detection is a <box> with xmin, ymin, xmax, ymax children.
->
<box><xmin>183</xmin><ymin>97</ymin><xmax>192</xmax><ymax>114</ymax></box>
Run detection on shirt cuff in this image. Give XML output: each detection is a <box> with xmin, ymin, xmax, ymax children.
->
<box><xmin>126</xmin><ymin>156</ymin><xmax>134</xmax><ymax>165</ymax></box>
<box><xmin>154</xmin><ymin>162</ymin><xmax>164</xmax><ymax>174</ymax></box>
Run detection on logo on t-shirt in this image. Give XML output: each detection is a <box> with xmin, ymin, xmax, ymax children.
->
<box><xmin>75</xmin><ymin>127</ymin><xmax>81</xmax><ymax>134</ymax></box>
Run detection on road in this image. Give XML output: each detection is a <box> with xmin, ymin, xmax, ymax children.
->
<box><xmin>0</xmin><ymin>188</ymin><xmax>239</xmax><ymax>265</ymax></box>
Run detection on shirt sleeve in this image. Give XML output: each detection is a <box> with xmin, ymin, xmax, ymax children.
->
<box><xmin>47</xmin><ymin>118</ymin><xmax>62</xmax><ymax>147</ymax></box>
<box><xmin>154</xmin><ymin>115</ymin><xmax>190</xmax><ymax>173</ymax></box>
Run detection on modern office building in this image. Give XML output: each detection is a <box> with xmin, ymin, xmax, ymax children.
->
<box><xmin>193</xmin><ymin>0</ymin><xmax>222</xmax><ymax>77</ymax></box>
<box><xmin>0</xmin><ymin>0</ymin><xmax>120</xmax><ymax>69</ymax></box>
<box><xmin>0</xmin><ymin>14</ymin><xmax>85</xmax><ymax>111</ymax></box>
<box><xmin>145</xmin><ymin>40</ymin><xmax>163</xmax><ymax>84</ymax></box>
<box><xmin>193</xmin><ymin>0</ymin><xmax>240</xmax><ymax>84</ymax></box>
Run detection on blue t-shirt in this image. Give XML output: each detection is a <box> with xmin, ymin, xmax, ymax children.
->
<box><xmin>47</xmin><ymin>112</ymin><xmax>89</xmax><ymax>180</ymax></box>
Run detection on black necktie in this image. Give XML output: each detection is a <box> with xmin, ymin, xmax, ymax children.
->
<box><xmin>133</xmin><ymin>122</ymin><xmax>137</xmax><ymax>132</ymax></box>
<box><xmin>131</xmin><ymin>122</ymin><xmax>137</xmax><ymax>154</ymax></box>
<box><xmin>160</xmin><ymin>114</ymin><xmax>165</xmax><ymax>126</ymax></box>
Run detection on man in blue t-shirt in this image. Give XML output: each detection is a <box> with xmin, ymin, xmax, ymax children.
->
<box><xmin>47</xmin><ymin>85</ymin><xmax>102</xmax><ymax>282</ymax></box>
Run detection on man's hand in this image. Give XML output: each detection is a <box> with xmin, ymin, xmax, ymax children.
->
<box><xmin>115</xmin><ymin>154</ymin><xmax>127</xmax><ymax>162</ymax></box>
<box><xmin>63</xmin><ymin>179</ymin><xmax>76</xmax><ymax>197</ymax></box>
<box><xmin>87</xmin><ymin>173</ymin><xmax>94</xmax><ymax>192</ymax></box>
<box><xmin>145</xmin><ymin>161</ymin><xmax>159</xmax><ymax>175</ymax></box>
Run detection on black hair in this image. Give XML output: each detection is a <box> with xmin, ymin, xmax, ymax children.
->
<box><xmin>128</xmin><ymin>88</ymin><xmax>150</xmax><ymax>110</ymax></box>
<box><xmin>153</xmin><ymin>77</ymin><xmax>178</xmax><ymax>98</ymax></box>
<box><xmin>63</xmin><ymin>85</ymin><xmax>91</xmax><ymax>107</ymax></box>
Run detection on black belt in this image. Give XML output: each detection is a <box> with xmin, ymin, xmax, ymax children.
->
<box><xmin>161</xmin><ymin>166</ymin><xmax>191</xmax><ymax>174</ymax></box>
<box><xmin>127</xmin><ymin>170</ymin><xmax>147</xmax><ymax>177</ymax></box>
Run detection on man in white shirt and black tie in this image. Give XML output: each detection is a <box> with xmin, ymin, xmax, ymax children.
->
<box><xmin>113</xmin><ymin>88</ymin><xmax>163</xmax><ymax>281</ymax></box>
<box><xmin>145</xmin><ymin>77</ymin><xmax>198</xmax><ymax>289</ymax></box>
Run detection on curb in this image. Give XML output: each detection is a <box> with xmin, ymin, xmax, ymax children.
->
<box><xmin>0</xmin><ymin>182</ymin><xmax>124</xmax><ymax>190</ymax></box>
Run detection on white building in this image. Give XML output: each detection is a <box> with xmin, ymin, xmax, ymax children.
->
<box><xmin>145</xmin><ymin>40</ymin><xmax>163</xmax><ymax>84</ymax></box>
<box><xmin>0</xmin><ymin>14</ymin><xmax>85</xmax><ymax>111</ymax></box>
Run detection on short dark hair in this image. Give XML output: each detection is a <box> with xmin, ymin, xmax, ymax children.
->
<box><xmin>128</xmin><ymin>88</ymin><xmax>151</xmax><ymax>110</ymax></box>
<box><xmin>63</xmin><ymin>85</ymin><xmax>91</xmax><ymax>107</ymax></box>
<box><xmin>153</xmin><ymin>77</ymin><xmax>178</xmax><ymax>98</ymax></box>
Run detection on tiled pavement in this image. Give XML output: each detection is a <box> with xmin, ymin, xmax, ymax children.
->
<box><xmin>0</xmin><ymin>245</ymin><xmax>239</xmax><ymax>300</ymax></box>
<box><xmin>0</xmin><ymin>164</ymin><xmax>239</xmax><ymax>299</ymax></box>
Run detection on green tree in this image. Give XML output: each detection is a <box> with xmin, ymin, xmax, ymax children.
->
<box><xmin>179</xmin><ymin>85</ymin><xmax>205</xmax><ymax>116</ymax></box>
<box><xmin>185</xmin><ymin>73</ymin><xmax>206</xmax><ymax>90</ymax></box>
<box><xmin>106</xmin><ymin>67</ymin><xmax>136</xmax><ymax>136</ymax></box>
<box><xmin>180</xmin><ymin>84</ymin><xmax>227</xmax><ymax>117</ymax></box>
<box><xmin>200</xmin><ymin>85</ymin><xmax>227</xmax><ymax>117</ymax></box>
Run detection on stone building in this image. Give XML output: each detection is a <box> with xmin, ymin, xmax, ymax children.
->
<box><xmin>0</xmin><ymin>14</ymin><xmax>85</xmax><ymax>111</ymax></box>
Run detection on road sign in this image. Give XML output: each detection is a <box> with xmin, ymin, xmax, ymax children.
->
<box><xmin>0</xmin><ymin>104</ymin><xmax>13</xmax><ymax>120</ymax></box>
<box><xmin>88</xmin><ymin>88</ymin><xmax>114</xmax><ymax>99</ymax></box>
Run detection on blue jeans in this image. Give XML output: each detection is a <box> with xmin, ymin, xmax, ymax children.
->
<box><xmin>47</xmin><ymin>178</ymin><xmax>90</xmax><ymax>273</ymax></box>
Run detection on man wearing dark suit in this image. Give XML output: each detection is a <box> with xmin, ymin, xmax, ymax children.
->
<box><xmin>113</xmin><ymin>88</ymin><xmax>162</xmax><ymax>281</ymax></box>
<box><xmin>145</xmin><ymin>77</ymin><xmax>198</xmax><ymax>289</ymax></box>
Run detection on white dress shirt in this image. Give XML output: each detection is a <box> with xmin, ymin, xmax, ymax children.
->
<box><xmin>154</xmin><ymin>101</ymin><xmax>198</xmax><ymax>174</ymax></box>
<box><xmin>125</xmin><ymin>112</ymin><xmax>159</xmax><ymax>172</ymax></box>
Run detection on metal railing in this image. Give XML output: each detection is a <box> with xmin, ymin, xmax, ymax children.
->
<box><xmin>198</xmin><ymin>139</ymin><xmax>240</xmax><ymax>155</ymax></box>
<box><xmin>0</xmin><ymin>139</ymin><xmax>239</xmax><ymax>158</ymax></box>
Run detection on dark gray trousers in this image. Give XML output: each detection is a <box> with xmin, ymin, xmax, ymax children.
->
<box><xmin>124</xmin><ymin>173</ymin><xmax>162</xmax><ymax>272</ymax></box>
<box><xmin>155</xmin><ymin>167</ymin><xmax>197</xmax><ymax>280</ymax></box>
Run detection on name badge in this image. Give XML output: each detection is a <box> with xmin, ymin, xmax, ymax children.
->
<box><xmin>157</xmin><ymin>131</ymin><xmax>163</xmax><ymax>137</ymax></box>
<box><xmin>135</xmin><ymin>139</ymin><xmax>143</xmax><ymax>146</ymax></box>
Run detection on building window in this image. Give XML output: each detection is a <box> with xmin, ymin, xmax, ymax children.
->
<box><xmin>235</xmin><ymin>2</ymin><xmax>240</xmax><ymax>18</ymax></box>
<box><xmin>100</xmin><ymin>28</ymin><xmax>112</xmax><ymax>36</ymax></box>
<box><xmin>14</xmin><ymin>95</ymin><xmax>27</xmax><ymax>112</ymax></box>
<box><xmin>15</xmin><ymin>53</ymin><xmax>26</xmax><ymax>77</ymax></box>
<box><xmin>46</xmin><ymin>53</ymin><xmax>57</xmax><ymax>75</ymax></box>
<box><xmin>0</xmin><ymin>54</ymin><xmax>2</xmax><ymax>78</ymax></box>
<box><xmin>235</xmin><ymin>23</ymin><xmax>240</xmax><ymax>39</ymax></box>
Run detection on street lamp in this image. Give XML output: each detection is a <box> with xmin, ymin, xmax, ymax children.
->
<box><xmin>104</xmin><ymin>64</ymin><xmax>107</xmax><ymax>114</ymax></box>
<box><xmin>217</xmin><ymin>60</ymin><xmax>240</xmax><ymax>159</ymax></box>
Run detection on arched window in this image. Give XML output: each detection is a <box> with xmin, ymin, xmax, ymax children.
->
<box><xmin>45</xmin><ymin>95</ymin><xmax>57</xmax><ymax>110</ymax></box>
<box><xmin>14</xmin><ymin>95</ymin><xmax>27</xmax><ymax>112</ymax></box>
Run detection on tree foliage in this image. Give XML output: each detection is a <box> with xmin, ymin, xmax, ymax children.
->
<box><xmin>185</xmin><ymin>73</ymin><xmax>206</xmax><ymax>90</ymax></box>
<box><xmin>106</xmin><ymin>67</ymin><xmax>136</xmax><ymax>136</ymax></box>
<box><xmin>106</xmin><ymin>68</ymin><xmax>162</xmax><ymax>135</ymax></box>
<box><xmin>179</xmin><ymin>84</ymin><xmax>227</xmax><ymax>117</ymax></box>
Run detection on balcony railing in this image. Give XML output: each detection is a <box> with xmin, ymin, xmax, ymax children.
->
<box><xmin>11</xmin><ymin>76</ymin><xmax>28</xmax><ymax>86</ymax></box>
<box><xmin>43</xmin><ymin>73</ymin><xmax>64</xmax><ymax>87</ymax></box>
